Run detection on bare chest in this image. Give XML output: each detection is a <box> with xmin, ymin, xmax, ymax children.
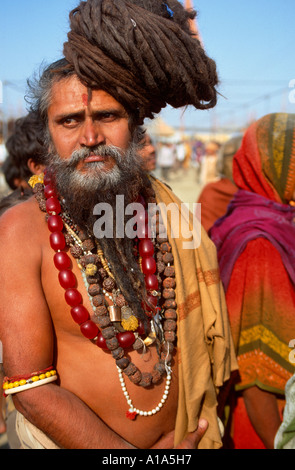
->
<box><xmin>40</xmin><ymin>241</ymin><xmax>179</xmax><ymax>448</ymax></box>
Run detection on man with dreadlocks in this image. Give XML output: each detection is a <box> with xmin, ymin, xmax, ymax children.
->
<box><xmin>0</xmin><ymin>0</ymin><xmax>236</xmax><ymax>449</ymax></box>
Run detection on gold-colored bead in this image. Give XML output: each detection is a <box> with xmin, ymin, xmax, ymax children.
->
<box><xmin>31</xmin><ymin>376</ymin><xmax>40</xmax><ymax>382</ymax></box>
<box><xmin>85</xmin><ymin>264</ymin><xmax>97</xmax><ymax>276</ymax></box>
<box><xmin>28</xmin><ymin>173</ymin><xmax>44</xmax><ymax>189</ymax></box>
<box><xmin>121</xmin><ymin>316</ymin><xmax>139</xmax><ymax>332</ymax></box>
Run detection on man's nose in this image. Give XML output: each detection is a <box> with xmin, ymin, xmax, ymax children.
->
<box><xmin>80</xmin><ymin>119</ymin><xmax>105</xmax><ymax>147</ymax></box>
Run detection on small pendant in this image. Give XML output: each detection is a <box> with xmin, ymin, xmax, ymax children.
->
<box><xmin>108</xmin><ymin>305</ymin><xmax>121</xmax><ymax>322</ymax></box>
<box><xmin>126</xmin><ymin>408</ymin><xmax>138</xmax><ymax>420</ymax></box>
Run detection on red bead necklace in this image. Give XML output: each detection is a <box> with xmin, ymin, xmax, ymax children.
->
<box><xmin>33</xmin><ymin>170</ymin><xmax>177</xmax><ymax>396</ymax></box>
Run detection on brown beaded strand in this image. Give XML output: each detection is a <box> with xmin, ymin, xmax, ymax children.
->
<box><xmin>32</xmin><ymin>175</ymin><xmax>177</xmax><ymax>391</ymax></box>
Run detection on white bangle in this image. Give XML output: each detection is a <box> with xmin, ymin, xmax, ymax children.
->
<box><xmin>4</xmin><ymin>375</ymin><xmax>57</xmax><ymax>395</ymax></box>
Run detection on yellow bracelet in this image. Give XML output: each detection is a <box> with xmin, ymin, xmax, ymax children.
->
<box><xmin>3</xmin><ymin>370</ymin><xmax>57</xmax><ymax>395</ymax></box>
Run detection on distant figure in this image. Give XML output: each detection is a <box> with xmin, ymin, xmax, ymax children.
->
<box><xmin>191</xmin><ymin>139</ymin><xmax>205</xmax><ymax>183</ymax></box>
<box><xmin>1</xmin><ymin>155</ymin><xmax>26</xmax><ymax>191</ymax></box>
<box><xmin>157</xmin><ymin>142</ymin><xmax>176</xmax><ymax>181</ymax></box>
<box><xmin>139</xmin><ymin>133</ymin><xmax>156</xmax><ymax>173</ymax></box>
<box><xmin>175</xmin><ymin>138</ymin><xmax>192</xmax><ymax>174</ymax></box>
<box><xmin>0</xmin><ymin>111</ymin><xmax>45</xmax><ymax>216</ymax></box>
<box><xmin>210</xmin><ymin>113</ymin><xmax>295</xmax><ymax>449</ymax></box>
<box><xmin>199</xmin><ymin>141</ymin><xmax>220</xmax><ymax>187</ymax></box>
<box><xmin>197</xmin><ymin>135</ymin><xmax>243</xmax><ymax>232</ymax></box>
<box><xmin>5</xmin><ymin>111</ymin><xmax>45</xmax><ymax>183</ymax></box>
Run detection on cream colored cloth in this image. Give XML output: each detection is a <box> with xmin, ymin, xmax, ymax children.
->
<box><xmin>16</xmin><ymin>412</ymin><xmax>59</xmax><ymax>449</ymax></box>
<box><xmin>151</xmin><ymin>176</ymin><xmax>237</xmax><ymax>448</ymax></box>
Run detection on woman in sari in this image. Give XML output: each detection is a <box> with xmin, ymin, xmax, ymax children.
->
<box><xmin>210</xmin><ymin>113</ymin><xmax>295</xmax><ymax>448</ymax></box>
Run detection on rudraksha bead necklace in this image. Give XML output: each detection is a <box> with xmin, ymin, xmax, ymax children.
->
<box><xmin>30</xmin><ymin>171</ymin><xmax>178</xmax><ymax>419</ymax></box>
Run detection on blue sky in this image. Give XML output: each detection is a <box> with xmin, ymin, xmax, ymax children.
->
<box><xmin>1</xmin><ymin>0</ymin><xmax>294</xmax><ymax>134</ymax></box>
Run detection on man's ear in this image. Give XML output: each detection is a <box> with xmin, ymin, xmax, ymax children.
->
<box><xmin>27</xmin><ymin>158</ymin><xmax>45</xmax><ymax>175</ymax></box>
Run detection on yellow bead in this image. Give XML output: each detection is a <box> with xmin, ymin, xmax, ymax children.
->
<box><xmin>45</xmin><ymin>372</ymin><xmax>51</xmax><ymax>378</ymax></box>
<box><xmin>8</xmin><ymin>383</ymin><xmax>14</xmax><ymax>389</ymax></box>
<box><xmin>19</xmin><ymin>380</ymin><xmax>27</xmax><ymax>386</ymax></box>
<box><xmin>85</xmin><ymin>264</ymin><xmax>97</xmax><ymax>276</ymax></box>
<box><xmin>121</xmin><ymin>316</ymin><xmax>139</xmax><ymax>332</ymax></box>
<box><xmin>3</xmin><ymin>383</ymin><xmax>9</xmax><ymax>390</ymax></box>
<box><xmin>28</xmin><ymin>173</ymin><xmax>44</xmax><ymax>189</ymax></box>
<box><xmin>31</xmin><ymin>376</ymin><xmax>40</xmax><ymax>382</ymax></box>
<box><xmin>51</xmin><ymin>370</ymin><xmax>57</xmax><ymax>376</ymax></box>
<box><xmin>13</xmin><ymin>381</ymin><xmax>20</xmax><ymax>388</ymax></box>
<box><xmin>39</xmin><ymin>374</ymin><xmax>46</xmax><ymax>380</ymax></box>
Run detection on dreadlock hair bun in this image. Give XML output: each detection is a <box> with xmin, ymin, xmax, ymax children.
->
<box><xmin>63</xmin><ymin>0</ymin><xmax>219</xmax><ymax>124</ymax></box>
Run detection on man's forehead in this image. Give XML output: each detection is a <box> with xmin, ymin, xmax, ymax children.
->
<box><xmin>49</xmin><ymin>75</ymin><xmax>124</xmax><ymax>112</ymax></box>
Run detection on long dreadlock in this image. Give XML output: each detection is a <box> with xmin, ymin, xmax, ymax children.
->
<box><xmin>63</xmin><ymin>0</ymin><xmax>219</xmax><ymax>124</ymax></box>
<box><xmin>97</xmin><ymin>170</ymin><xmax>156</xmax><ymax>327</ymax></box>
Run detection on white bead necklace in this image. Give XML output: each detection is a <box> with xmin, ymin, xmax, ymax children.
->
<box><xmin>117</xmin><ymin>365</ymin><xmax>172</xmax><ymax>420</ymax></box>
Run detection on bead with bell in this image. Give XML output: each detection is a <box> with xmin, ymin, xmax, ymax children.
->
<box><xmin>50</xmin><ymin>232</ymin><xmax>66</xmax><ymax>251</ymax></box>
<box><xmin>141</xmin><ymin>256</ymin><xmax>156</xmax><ymax>274</ymax></box>
<box><xmin>80</xmin><ymin>320</ymin><xmax>99</xmax><ymax>339</ymax></box>
<box><xmin>144</xmin><ymin>273</ymin><xmax>159</xmax><ymax>291</ymax></box>
<box><xmin>71</xmin><ymin>305</ymin><xmax>90</xmax><ymax>324</ymax></box>
<box><xmin>65</xmin><ymin>288</ymin><xmax>82</xmax><ymax>307</ymax></box>
<box><xmin>46</xmin><ymin>196</ymin><xmax>61</xmax><ymax>215</ymax></box>
<box><xmin>138</xmin><ymin>239</ymin><xmax>154</xmax><ymax>257</ymax></box>
<box><xmin>48</xmin><ymin>215</ymin><xmax>64</xmax><ymax>233</ymax></box>
<box><xmin>117</xmin><ymin>331</ymin><xmax>136</xmax><ymax>349</ymax></box>
<box><xmin>58</xmin><ymin>270</ymin><xmax>76</xmax><ymax>289</ymax></box>
<box><xmin>54</xmin><ymin>252</ymin><xmax>71</xmax><ymax>270</ymax></box>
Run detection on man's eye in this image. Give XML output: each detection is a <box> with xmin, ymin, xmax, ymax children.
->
<box><xmin>100</xmin><ymin>113</ymin><xmax>118</xmax><ymax>122</ymax></box>
<box><xmin>63</xmin><ymin>118</ymin><xmax>77</xmax><ymax>126</ymax></box>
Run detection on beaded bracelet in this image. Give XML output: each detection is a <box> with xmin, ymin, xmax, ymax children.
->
<box><xmin>3</xmin><ymin>369</ymin><xmax>57</xmax><ymax>396</ymax></box>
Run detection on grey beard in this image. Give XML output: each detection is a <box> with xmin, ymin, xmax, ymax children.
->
<box><xmin>45</xmin><ymin>142</ymin><xmax>146</xmax><ymax>233</ymax></box>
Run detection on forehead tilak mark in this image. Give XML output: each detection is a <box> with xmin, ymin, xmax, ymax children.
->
<box><xmin>82</xmin><ymin>93</ymin><xmax>88</xmax><ymax>107</ymax></box>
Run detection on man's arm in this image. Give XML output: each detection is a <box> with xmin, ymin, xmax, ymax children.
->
<box><xmin>13</xmin><ymin>384</ymin><xmax>208</xmax><ymax>449</ymax></box>
<box><xmin>0</xmin><ymin>203</ymin><xmax>135</xmax><ymax>449</ymax></box>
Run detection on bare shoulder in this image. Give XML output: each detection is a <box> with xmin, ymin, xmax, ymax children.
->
<box><xmin>0</xmin><ymin>196</ymin><xmax>54</xmax><ymax>377</ymax></box>
<box><xmin>0</xmin><ymin>197</ymin><xmax>46</xmax><ymax>254</ymax></box>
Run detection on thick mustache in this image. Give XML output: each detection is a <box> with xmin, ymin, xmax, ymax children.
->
<box><xmin>67</xmin><ymin>145</ymin><xmax>123</xmax><ymax>168</ymax></box>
